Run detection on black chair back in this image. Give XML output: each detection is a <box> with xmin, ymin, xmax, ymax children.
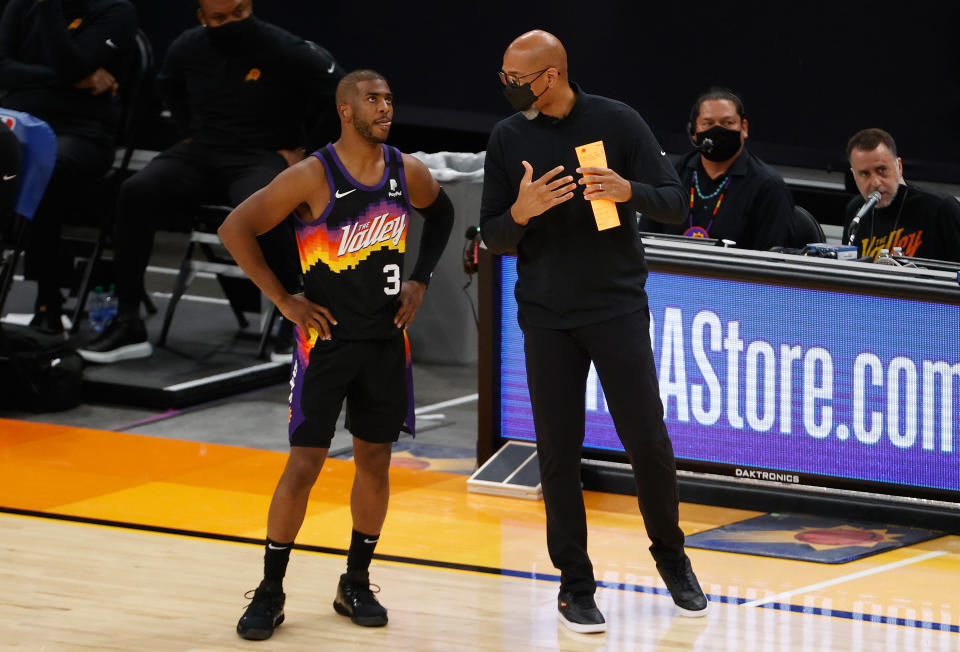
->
<box><xmin>116</xmin><ymin>29</ymin><xmax>155</xmax><ymax>174</ymax></box>
<box><xmin>67</xmin><ymin>29</ymin><xmax>156</xmax><ymax>333</ymax></box>
<box><xmin>791</xmin><ymin>205</ymin><xmax>825</xmax><ymax>247</ymax></box>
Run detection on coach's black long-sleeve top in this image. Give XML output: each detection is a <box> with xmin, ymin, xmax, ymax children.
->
<box><xmin>480</xmin><ymin>84</ymin><xmax>685</xmax><ymax>329</ymax></box>
<box><xmin>0</xmin><ymin>0</ymin><xmax>136</xmax><ymax>140</ymax></box>
<box><xmin>158</xmin><ymin>18</ymin><xmax>342</xmax><ymax>152</ymax></box>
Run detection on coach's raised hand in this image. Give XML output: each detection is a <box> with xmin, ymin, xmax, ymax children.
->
<box><xmin>509</xmin><ymin>161</ymin><xmax>576</xmax><ymax>226</ymax></box>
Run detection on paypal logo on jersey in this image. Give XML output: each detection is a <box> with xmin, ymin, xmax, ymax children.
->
<box><xmin>388</xmin><ymin>178</ymin><xmax>402</xmax><ymax>198</ymax></box>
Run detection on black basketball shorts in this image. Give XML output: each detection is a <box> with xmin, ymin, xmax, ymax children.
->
<box><xmin>288</xmin><ymin>332</ymin><xmax>408</xmax><ymax>448</ymax></box>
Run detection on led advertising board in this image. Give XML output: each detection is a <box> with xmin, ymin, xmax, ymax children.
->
<box><xmin>498</xmin><ymin>256</ymin><xmax>960</xmax><ymax>501</ymax></box>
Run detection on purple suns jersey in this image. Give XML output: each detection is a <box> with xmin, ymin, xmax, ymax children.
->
<box><xmin>288</xmin><ymin>143</ymin><xmax>416</xmax><ymax>440</ymax></box>
<box><xmin>296</xmin><ymin>143</ymin><xmax>412</xmax><ymax>341</ymax></box>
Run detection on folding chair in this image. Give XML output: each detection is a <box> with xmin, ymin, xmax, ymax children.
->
<box><xmin>156</xmin><ymin>204</ymin><xmax>279</xmax><ymax>359</ymax></box>
<box><xmin>68</xmin><ymin>28</ymin><xmax>157</xmax><ymax>333</ymax></box>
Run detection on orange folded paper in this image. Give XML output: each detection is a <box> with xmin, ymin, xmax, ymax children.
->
<box><xmin>575</xmin><ymin>140</ymin><xmax>620</xmax><ymax>231</ymax></box>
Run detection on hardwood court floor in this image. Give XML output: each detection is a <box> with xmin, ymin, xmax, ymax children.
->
<box><xmin>2</xmin><ymin>418</ymin><xmax>960</xmax><ymax>650</ymax></box>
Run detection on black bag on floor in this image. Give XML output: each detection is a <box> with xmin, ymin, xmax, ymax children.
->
<box><xmin>0</xmin><ymin>323</ymin><xmax>84</xmax><ymax>412</ymax></box>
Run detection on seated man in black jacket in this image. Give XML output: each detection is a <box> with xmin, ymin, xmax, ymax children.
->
<box><xmin>843</xmin><ymin>128</ymin><xmax>960</xmax><ymax>263</ymax></box>
<box><xmin>78</xmin><ymin>0</ymin><xmax>343</xmax><ymax>363</ymax></box>
<box><xmin>639</xmin><ymin>88</ymin><xmax>795</xmax><ymax>250</ymax></box>
<box><xmin>0</xmin><ymin>0</ymin><xmax>137</xmax><ymax>332</ymax></box>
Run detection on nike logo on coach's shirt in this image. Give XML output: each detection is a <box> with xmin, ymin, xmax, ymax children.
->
<box><xmin>2</xmin><ymin>174</ymin><xmax>15</xmax><ymax>181</ymax></box>
<box><xmin>335</xmin><ymin>188</ymin><xmax>357</xmax><ymax>198</ymax></box>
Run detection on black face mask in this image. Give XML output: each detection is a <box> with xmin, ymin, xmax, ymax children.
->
<box><xmin>206</xmin><ymin>16</ymin><xmax>260</xmax><ymax>52</ymax></box>
<box><xmin>501</xmin><ymin>69</ymin><xmax>550</xmax><ymax>114</ymax></box>
<box><xmin>694</xmin><ymin>125</ymin><xmax>743</xmax><ymax>162</ymax></box>
<box><xmin>502</xmin><ymin>82</ymin><xmax>541</xmax><ymax>112</ymax></box>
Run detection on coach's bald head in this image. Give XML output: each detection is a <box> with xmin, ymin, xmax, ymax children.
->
<box><xmin>500</xmin><ymin>30</ymin><xmax>575</xmax><ymax>118</ymax></box>
<box><xmin>503</xmin><ymin>30</ymin><xmax>568</xmax><ymax>80</ymax></box>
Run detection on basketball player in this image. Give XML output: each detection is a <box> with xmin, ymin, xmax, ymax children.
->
<box><xmin>219</xmin><ymin>69</ymin><xmax>454</xmax><ymax>640</ymax></box>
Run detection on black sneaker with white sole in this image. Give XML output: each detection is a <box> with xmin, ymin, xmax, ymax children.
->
<box><xmin>656</xmin><ymin>554</ymin><xmax>709</xmax><ymax>617</ymax></box>
<box><xmin>77</xmin><ymin>317</ymin><xmax>152</xmax><ymax>363</ymax></box>
<box><xmin>333</xmin><ymin>570</ymin><xmax>388</xmax><ymax>627</ymax></box>
<box><xmin>236</xmin><ymin>580</ymin><xmax>285</xmax><ymax>640</ymax></box>
<box><xmin>557</xmin><ymin>591</ymin><xmax>606</xmax><ymax>633</ymax></box>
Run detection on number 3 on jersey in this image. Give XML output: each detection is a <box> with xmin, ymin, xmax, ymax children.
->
<box><xmin>383</xmin><ymin>263</ymin><xmax>400</xmax><ymax>295</ymax></box>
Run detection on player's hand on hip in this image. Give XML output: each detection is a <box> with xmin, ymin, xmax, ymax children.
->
<box><xmin>279</xmin><ymin>293</ymin><xmax>337</xmax><ymax>341</ymax></box>
<box><xmin>578</xmin><ymin>166</ymin><xmax>632</xmax><ymax>203</ymax></box>
<box><xmin>509</xmin><ymin>161</ymin><xmax>576</xmax><ymax>226</ymax></box>
<box><xmin>394</xmin><ymin>280</ymin><xmax>426</xmax><ymax>329</ymax></box>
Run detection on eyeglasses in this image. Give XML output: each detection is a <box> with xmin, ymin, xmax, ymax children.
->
<box><xmin>498</xmin><ymin>68</ymin><xmax>549</xmax><ymax>87</ymax></box>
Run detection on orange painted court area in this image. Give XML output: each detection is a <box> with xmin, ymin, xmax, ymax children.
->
<box><xmin>3</xmin><ymin>417</ymin><xmax>960</xmax><ymax>650</ymax></box>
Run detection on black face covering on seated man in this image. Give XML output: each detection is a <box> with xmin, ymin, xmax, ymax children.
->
<box><xmin>206</xmin><ymin>16</ymin><xmax>261</xmax><ymax>52</ymax></box>
<box><xmin>694</xmin><ymin>125</ymin><xmax>742</xmax><ymax>162</ymax></box>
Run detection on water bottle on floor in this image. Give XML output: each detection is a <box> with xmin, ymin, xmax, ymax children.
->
<box><xmin>89</xmin><ymin>286</ymin><xmax>107</xmax><ymax>332</ymax></box>
<box><xmin>103</xmin><ymin>283</ymin><xmax>117</xmax><ymax>327</ymax></box>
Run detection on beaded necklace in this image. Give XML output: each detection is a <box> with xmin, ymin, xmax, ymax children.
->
<box><xmin>685</xmin><ymin>171</ymin><xmax>730</xmax><ymax>237</ymax></box>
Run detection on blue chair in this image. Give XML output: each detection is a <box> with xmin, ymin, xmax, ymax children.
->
<box><xmin>0</xmin><ymin>109</ymin><xmax>57</xmax><ymax>313</ymax></box>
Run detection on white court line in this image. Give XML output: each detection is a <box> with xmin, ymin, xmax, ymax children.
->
<box><xmin>151</xmin><ymin>291</ymin><xmax>230</xmax><ymax>306</ymax></box>
<box><xmin>164</xmin><ymin>362</ymin><xmax>285</xmax><ymax>392</ymax></box>
<box><xmin>415</xmin><ymin>393</ymin><xmax>478</xmax><ymax>415</ymax></box>
<box><xmin>146</xmin><ymin>265</ymin><xmax>216</xmax><ymax>279</ymax></box>
<box><xmin>741</xmin><ymin>549</ymin><xmax>948</xmax><ymax>608</ymax></box>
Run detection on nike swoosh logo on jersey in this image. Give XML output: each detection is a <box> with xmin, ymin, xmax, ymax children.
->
<box><xmin>105</xmin><ymin>38</ymin><xmax>117</xmax><ymax>49</ymax></box>
<box><xmin>335</xmin><ymin>188</ymin><xmax>357</xmax><ymax>198</ymax></box>
<box><xmin>327</xmin><ymin>62</ymin><xmax>336</xmax><ymax>74</ymax></box>
<box><xmin>2</xmin><ymin>174</ymin><xmax>15</xmax><ymax>181</ymax></box>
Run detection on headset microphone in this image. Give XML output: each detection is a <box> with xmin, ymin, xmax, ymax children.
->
<box><xmin>686</xmin><ymin>115</ymin><xmax>714</xmax><ymax>155</ymax></box>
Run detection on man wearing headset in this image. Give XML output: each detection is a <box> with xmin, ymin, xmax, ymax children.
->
<box><xmin>639</xmin><ymin>88</ymin><xmax>795</xmax><ymax>250</ymax></box>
